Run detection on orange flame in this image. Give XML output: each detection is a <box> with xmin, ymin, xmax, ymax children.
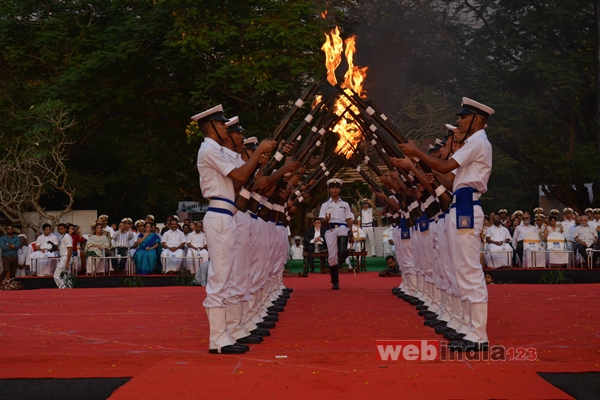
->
<box><xmin>320</xmin><ymin>27</ymin><xmax>368</xmax><ymax>159</ymax></box>
<box><xmin>321</xmin><ymin>10</ymin><xmax>328</xmax><ymax>19</ymax></box>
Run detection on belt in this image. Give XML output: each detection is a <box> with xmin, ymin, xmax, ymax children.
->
<box><xmin>451</xmin><ymin>201</ymin><xmax>481</xmax><ymax>209</ymax></box>
<box><xmin>276</xmin><ymin>222</ymin><xmax>284</xmax><ymax>227</ymax></box>
<box><xmin>249</xmin><ymin>212</ymin><xmax>258</xmax><ymax>220</ymax></box>
<box><xmin>208</xmin><ymin>198</ymin><xmax>237</xmax><ymax>216</ymax></box>
<box><xmin>327</xmin><ymin>222</ymin><xmax>347</xmax><ymax>230</ymax></box>
<box><xmin>362</xmin><ymin>223</ymin><xmax>373</xmax><ymax>227</ymax></box>
<box><xmin>451</xmin><ymin>188</ymin><xmax>481</xmax><ymax>205</ymax></box>
<box><xmin>207</xmin><ymin>207</ymin><xmax>233</xmax><ymax>217</ymax></box>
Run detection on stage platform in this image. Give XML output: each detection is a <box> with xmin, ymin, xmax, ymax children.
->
<box><xmin>1</xmin><ymin>273</ymin><xmax>599</xmax><ymax>398</ymax></box>
<box><xmin>14</xmin><ymin>264</ymin><xmax>600</xmax><ymax>290</ymax></box>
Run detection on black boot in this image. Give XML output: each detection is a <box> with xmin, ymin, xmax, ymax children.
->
<box><xmin>330</xmin><ymin>265</ymin><xmax>339</xmax><ymax>290</ymax></box>
<box><xmin>301</xmin><ymin>267</ymin><xmax>308</xmax><ymax>277</ymax></box>
<box><xmin>337</xmin><ymin>235</ymin><xmax>349</xmax><ymax>267</ymax></box>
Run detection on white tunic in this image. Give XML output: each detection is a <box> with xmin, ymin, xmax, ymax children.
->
<box><xmin>162</xmin><ymin>229</ymin><xmax>186</xmax><ymax>248</ymax></box>
<box><xmin>319</xmin><ymin>197</ymin><xmax>354</xmax><ymax>224</ymax></box>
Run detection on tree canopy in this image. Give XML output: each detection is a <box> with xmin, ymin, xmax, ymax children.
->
<box><xmin>0</xmin><ymin>0</ymin><xmax>598</xmax><ymax>225</ymax></box>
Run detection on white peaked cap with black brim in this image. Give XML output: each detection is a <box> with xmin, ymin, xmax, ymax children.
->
<box><xmin>456</xmin><ymin>98</ymin><xmax>495</xmax><ymax>118</ymax></box>
<box><xmin>326</xmin><ymin>178</ymin><xmax>343</xmax><ymax>187</ymax></box>
<box><xmin>243</xmin><ymin>136</ymin><xmax>258</xmax><ymax>150</ymax></box>
<box><xmin>226</xmin><ymin>116</ymin><xmax>245</xmax><ymax>132</ymax></box>
<box><xmin>191</xmin><ymin>104</ymin><xmax>229</xmax><ymax>124</ymax></box>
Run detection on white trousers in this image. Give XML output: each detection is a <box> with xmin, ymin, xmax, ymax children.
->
<box><xmin>54</xmin><ymin>256</ymin><xmax>69</xmax><ymax>289</ymax></box>
<box><xmin>324</xmin><ymin>225</ymin><xmax>349</xmax><ymax>266</ymax></box>
<box><xmin>186</xmin><ymin>249</ymin><xmax>209</xmax><ymax>274</ymax></box>
<box><xmin>362</xmin><ymin>226</ymin><xmax>376</xmax><ymax>256</ymax></box>
<box><xmin>203</xmin><ymin>210</ymin><xmax>236</xmax><ymax>308</ymax></box>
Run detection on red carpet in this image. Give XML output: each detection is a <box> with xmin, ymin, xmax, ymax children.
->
<box><xmin>1</xmin><ymin>273</ymin><xmax>599</xmax><ymax>399</ymax></box>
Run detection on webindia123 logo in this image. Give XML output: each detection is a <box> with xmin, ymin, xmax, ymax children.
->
<box><xmin>376</xmin><ymin>340</ymin><xmax>537</xmax><ymax>362</ymax></box>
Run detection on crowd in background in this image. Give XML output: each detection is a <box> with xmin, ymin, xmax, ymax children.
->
<box><xmin>2</xmin><ymin>206</ymin><xmax>600</xmax><ymax>281</ymax></box>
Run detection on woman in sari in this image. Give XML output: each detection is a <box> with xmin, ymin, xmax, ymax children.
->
<box><xmin>84</xmin><ymin>224</ymin><xmax>111</xmax><ymax>275</ymax></box>
<box><xmin>133</xmin><ymin>222</ymin><xmax>161</xmax><ymax>274</ymax></box>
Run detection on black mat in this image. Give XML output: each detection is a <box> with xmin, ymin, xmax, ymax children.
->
<box><xmin>538</xmin><ymin>372</ymin><xmax>600</xmax><ymax>400</ymax></box>
<box><xmin>0</xmin><ymin>378</ymin><xmax>131</xmax><ymax>400</ymax></box>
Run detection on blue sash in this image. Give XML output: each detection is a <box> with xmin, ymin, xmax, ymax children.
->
<box><xmin>400</xmin><ymin>217</ymin><xmax>410</xmax><ymax>240</ymax></box>
<box><xmin>452</xmin><ymin>187</ymin><xmax>480</xmax><ymax>230</ymax></box>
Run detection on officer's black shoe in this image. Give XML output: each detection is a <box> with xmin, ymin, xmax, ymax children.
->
<box><xmin>448</xmin><ymin>340</ymin><xmax>489</xmax><ymax>352</ymax></box>
<box><xmin>263</xmin><ymin>315</ymin><xmax>279</xmax><ymax>322</ymax></box>
<box><xmin>266</xmin><ymin>310</ymin><xmax>279</xmax><ymax>316</ymax></box>
<box><xmin>392</xmin><ymin>288</ymin><xmax>402</xmax><ymax>295</ymax></box>
<box><xmin>257</xmin><ymin>321</ymin><xmax>276</xmax><ymax>329</ymax></box>
<box><xmin>416</xmin><ymin>305</ymin><xmax>428</xmax><ymax>310</ymax></box>
<box><xmin>268</xmin><ymin>305</ymin><xmax>284</xmax><ymax>312</ymax></box>
<box><xmin>444</xmin><ymin>332</ymin><xmax>465</xmax><ymax>340</ymax></box>
<box><xmin>250</xmin><ymin>328</ymin><xmax>271</xmax><ymax>337</ymax></box>
<box><xmin>424</xmin><ymin>313</ymin><xmax>439</xmax><ymax>321</ymax></box>
<box><xmin>332</xmin><ymin>283</ymin><xmax>340</xmax><ymax>290</ymax></box>
<box><xmin>279</xmin><ymin>292</ymin><xmax>291</xmax><ymax>298</ymax></box>
<box><xmin>434</xmin><ymin>326</ymin><xmax>452</xmax><ymax>334</ymax></box>
<box><xmin>283</xmin><ymin>287</ymin><xmax>294</xmax><ymax>293</ymax></box>
<box><xmin>424</xmin><ymin>319</ymin><xmax>446</xmax><ymax>327</ymax></box>
<box><xmin>446</xmin><ymin>332</ymin><xmax>467</xmax><ymax>341</ymax></box>
<box><xmin>236</xmin><ymin>335</ymin><xmax>263</xmax><ymax>344</ymax></box>
<box><xmin>409</xmin><ymin>299</ymin><xmax>425</xmax><ymax>306</ymax></box>
<box><xmin>418</xmin><ymin>310</ymin><xmax>435</xmax><ymax>316</ymax></box>
<box><xmin>402</xmin><ymin>296</ymin><xmax>416</xmax><ymax>302</ymax></box>
<box><xmin>209</xmin><ymin>344</ymin><xmax>248</xmax><ymax>354</ymax></box>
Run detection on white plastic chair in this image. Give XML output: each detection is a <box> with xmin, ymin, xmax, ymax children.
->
<box><xmin>547</xmin><ymin>232</ymin><xmax>569</xmax><ymax>267</ymax></box>
<box><xmin>523</xmin><ymin>231</ymin><xmax>544</xmax><ymax>268</ymax></box>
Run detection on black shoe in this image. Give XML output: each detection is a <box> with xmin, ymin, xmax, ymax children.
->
<box><xmin>392</xmin><ymin>288</ymin><xmax>402</xmax><ymax>295</ymax></box>
<box><xmin>263</xmin><ymin>315</ymin><xmax>279</xmax><ymax>322</ymax></box>
<box><xmin>444</xmin><ymin>332</ymin><xmax>464</xmax><ymax>340</ymax></box>
<box><xmin>416</xmin><ymin>305</ymin><xmax>428</xmax><ymax>310</ymax></box>
<box><xmin>268</xmin><ymin>305</ymin><xmax>284</xmax><ymax>312</ymax></box>
<box><xmin>434</xmin><ymin>326</ymin><xmax>452</xmax><ymax>334</ymax></box>
<box><xmin>250</xmin><ymin>328</ymin><xmax>271</xmax><ymax>337</ymax></box>
<box><xmin>402</xmin><ymin>296</ymin><xmax>416</xmax><ymax>302</ymax></box>
<box><xmin>236</xmin><ymin>335</ymin><xmax>263</xmax><ymax>344</ymax></box>
<box><xmin>418</xmin><ymin>310</ymin><xmax>435</xmax><ymax>316</ymax></box>
<box><xmin>209</xmin><ymin>344</ymin><xmax>248</xmax><ymax>354</ymax></box>
<box><xmin>448</xmin><ymin>340</ymin><xmax>489</xmax><ymax>352</ymax></box>
<box><xmin>283</xmin><ymin>288</ymin><xmax>294</xmax><ymax>293</ymax></box>
<box><xmin>409</xmin><ymin>299</ymin><xmax>425</xmax><ymax>306</ymax></box>
<box><xmin>424</xmin><ymin>313</ymin><xmax>439</xmax><ymax>321</ymax></box>
<box><xmin>310</xmin><ymin>268</ymin><xmax>315</xmax><ymax>273</ymax></box>
<box><xmin>446</xmin><ymin>334</ymin><xmax>466</xmax><ymax>342</ymax></box>
<box><xmin>257</xmin><ymin>321</ymin><xmax>276</xmax><ymax>329</ymax></box>
<box><xmin>266</xmin><ymin>310</ymin><xmax>279</xmax><ymax>317</ymax></box>
<box><xmin>332</xmin><ymin>283</ymin><xmax>339</xmax><ymax>290</ymax></box>
<box><xmin>273</xmin><ymin>300</ymin><xmax>287</xmax><ymax>306</ymax></box>
<box><xmin>279</xmin><ymin>293</ymin><xmax>291</xmax><ymax>299</ymax></box>
<box><xmin>424</xmin><ymin>319</ymin><xmax>446</xmax><ymax>327</ymax></box>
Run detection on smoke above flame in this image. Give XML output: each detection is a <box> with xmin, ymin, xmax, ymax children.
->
<box><xmin>321</xmin><ymin>27</ymin><xmax>368</xmax><ymax>158</ymax></box>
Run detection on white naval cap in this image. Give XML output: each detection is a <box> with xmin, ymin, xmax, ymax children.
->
<box><xmin>191</xmin><ymin>104</ymin><xmax>229</xmax><ymax>124</ymax></box>
<box><xmin>456</xmin><ymin>97</ymin><xmax>495</xmax><ymax>118</ymax></box>
<box><xmin>244</xmin><ymin>136</ymin><xmax>258</xmax><ymax>150</ymax></box>
<box><xmin>326</xmin><ymin>178</ymin><xmax>343</xmax><ymax>187</ymax></box>
<box><xmin>226</xmin><ymin>116</ymin><xmax>245</xmax><ymax>132</ymax></box>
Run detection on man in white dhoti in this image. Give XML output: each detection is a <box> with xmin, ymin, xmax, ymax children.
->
<box><xmin>161</xmin><ymin>219</ymin><xmax>186</xmax><ymax>273</ymax></box>
<box><xmin>485</xmin><ymin>215</ymin><xmax>513</xmax><ymax>268</ymax></box>
<box><xmin>187</xmin><ymin>221</ymin><xmax>209</xmax><ymax>274</ymax></box>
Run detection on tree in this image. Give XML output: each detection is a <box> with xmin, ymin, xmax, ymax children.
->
<box><xmin>0</xmin><ymin>0</ymin><xmax>327</xmax><ymax>222</ymax></box>
<box><xmin>0</xmin><ymin>100</ymin><xmax>76</xmax><ymax>234</ymax></box>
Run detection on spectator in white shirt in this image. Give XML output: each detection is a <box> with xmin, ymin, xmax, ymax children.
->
<box><xmin>485</xmin><ymin>215</ymin><xmax>513</xmax><ymax>268</ymax></box>
<box><xmin>512</xmin><ymin>215</ymin><xmax>536</xmax><ymax>266</ymax></box>
<box><xmin>187</xmin><ymin>221</ymin><xmax>209</xmax><ymax>274</ymax></box>
<box><xmin>30</xmin><ymin>224</ymin><xmax>60</xmax><ymax>276</ymax></box>
<box><xmin>382</xmin><ymin>225</ymin><xmax>395</xmax><ymax>257</ymax></box>
<box><xmin>111</xmin><ymin>222</ymin><xmax>134</xmax><ymax>274</ymax></box>
<box><xmin>290</xmin><ymin>237</ymin><xmax>304</xmax><ymax>260</ymax></box>
<box><xmin>16</xmin><ymin>234</ymin><xmax>30</xmax><ymax>277</ymax></box>
<box><xmin>573</xmin><ymin>216</ymin><xmax>599</xmax><ymax>267</ymax></box>
<box><xmin>161</xmin><ymin>219</ymin><xmax>186</xmax><ymax>273</ymax></box>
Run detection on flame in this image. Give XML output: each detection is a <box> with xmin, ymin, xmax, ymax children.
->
<box><xmin>321</xmin><ymin>10</ymin><xmax>328</xmax><ymax>19</ymax></box>
<box><xmin>320</xmin><ymin>27</ymin><xmax>368</xmax><ymax>159</ymax></box>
